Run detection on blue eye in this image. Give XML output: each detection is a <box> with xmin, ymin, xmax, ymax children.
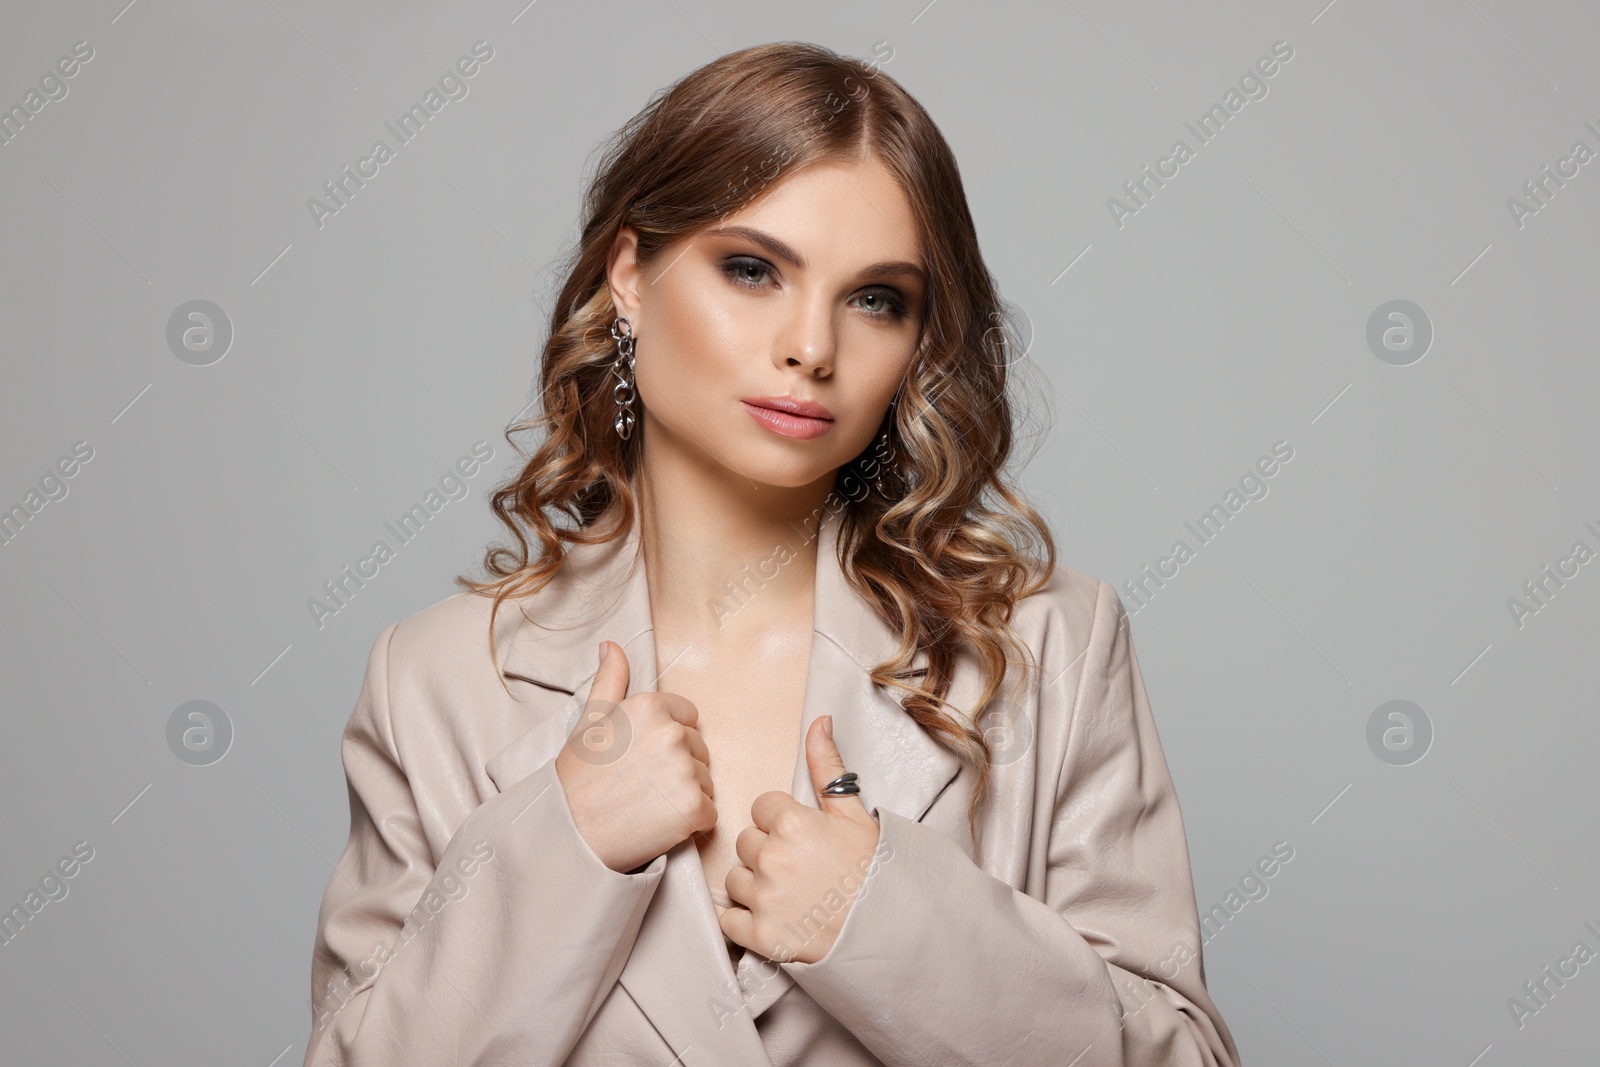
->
<box><xmin>721</xmin><ymin>256</ymin><xmax>910</xmax><ymax>322</ymax></box>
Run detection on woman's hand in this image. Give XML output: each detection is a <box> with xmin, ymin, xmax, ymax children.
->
<box><xmin>555</xmin><ymin>641</ymin><xmax>716</xmax><ymax>874</ymax></box>
<box><xmin>719</xmin><ymin>715</ymin><xmax>883</xmax><ymax>965</ymax></box>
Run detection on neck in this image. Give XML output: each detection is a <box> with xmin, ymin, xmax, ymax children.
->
<box><xmin>632</xmin><ymin>444</ymin><xmax>835</xmax><ymax>650</ymax></box>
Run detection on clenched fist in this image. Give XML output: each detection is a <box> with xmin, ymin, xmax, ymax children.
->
<box><xmin>554</xmin><ymin>640</ymin><xmax>716</xmax><ymax>874</ymax></box>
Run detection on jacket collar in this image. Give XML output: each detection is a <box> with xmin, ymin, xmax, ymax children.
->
<box><xmin>481</xmin><ymin>504</ymin><xmax>962</xmax><ymax>1063</ymax></box>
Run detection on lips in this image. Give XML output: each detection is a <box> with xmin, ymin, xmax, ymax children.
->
<box><xmin>740</xmin><ymin>397</ymin><xmax>835</xmax><ymax>440</ymax></box>
<box><xmin>741</xmin><ymin>395</ymin><xmax>835</xmax><ymax>420</ymax></box>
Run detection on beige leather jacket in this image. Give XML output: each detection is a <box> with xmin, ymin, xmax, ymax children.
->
<box><xmin>301</xmin><ymin>506</ymin><xmax>1241</xmax><ymax>1066</ymax></box>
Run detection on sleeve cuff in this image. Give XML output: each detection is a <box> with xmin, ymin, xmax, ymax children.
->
<box><xmin>778</xmin><ymin>806</ymin><xmax>1123</xmax><ymax>1061</ymax></box>
<box><xmin>778</xmin><ymin>803</ymin><xmax>916</xmax><ymax>991</ymax></box>
<box><xmin>491</xmin><ymin>757</ymin><xmax>669</xmax><ymax>889</ymax></box>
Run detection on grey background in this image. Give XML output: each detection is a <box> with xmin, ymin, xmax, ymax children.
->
<box><xmin>2</xmin><ymin>1</ymin><xmax>1596</xmax><ymax>1064</ymax></box>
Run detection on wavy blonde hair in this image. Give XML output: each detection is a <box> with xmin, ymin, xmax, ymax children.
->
<box><xmin>456</xmin><ymin>40</ymin><xmax>1058</xmax><ymax>841</ymax></box>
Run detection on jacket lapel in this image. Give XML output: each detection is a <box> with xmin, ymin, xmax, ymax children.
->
<box><xmin>481</xmin><ymin>506</ymin><xmax>963</xmax><ymax>1060</ymax></box>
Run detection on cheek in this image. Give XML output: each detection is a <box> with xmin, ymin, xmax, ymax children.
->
<box><xmin>636</xmin><ymin>283</ymin><xmax>748</xmax><ymax>402</ymax></box>
<box><xmin>841</xmin><ymin>358</ymin><xmax>908</xmax><ymax>432</ymax></box>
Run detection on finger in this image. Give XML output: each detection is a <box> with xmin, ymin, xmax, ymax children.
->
<box><xmin>656</xmin><ymin>691</ymin><xmax>701</xmax><ymax>730</ymax></box>
<box><xmin>588</xmin><ymin>640</ymin><xmax>630</xmax><ymax>711</ymax></box>
<box><xmin>723</xmin><ymin>863</ymin><xmax>757</xmax><ymax>910</ymax></box>
<box><xmin>680</xmin><ymin>722</ymin><xmax>711</xmax><ymax>768</ymax></box>
<box><xmin>733</xmin><ymin>823</ymin><xmax>766</xmax><ymax>868</ymax></box>
<box><xmin>749</xmin><ymin>789</ymin><xmax>804</xmax><ymax>833</ymax></box>
<box><xmin>718</xmin><ymin>897</ymin><xmax>755</xmax><ymax>953</ymax></box>
<box><xmin>692</xmin><ymin>755</ymin><xmax>714</xmax><ymax>800</ymax></box>
<box><xmin>807</xmin><ymin>715</ymin><xmax>867</xmax><ymax>816</ymax></box>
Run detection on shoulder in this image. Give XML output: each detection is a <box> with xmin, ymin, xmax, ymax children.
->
<box><xmin>1011</xmin><ymin>561</ymin><xmax>1122</xmax><ymax>642</ymax></box>
<box><xmin>344</xmin><ymin>589</ymin><xmax>544</xmax><ymax>792</ymax></box>
<box><xmin>339</xmin><ymin>589</ymin><xmax>546</xmax><ymax>854</ymax></box>
<box><xmin>351</xmin><ymin>588</ymin><xmax>525</xmax><ymax>734</ymax></box>
<box><xmin>1001</xmin><ymin>561</ymin><xmax>1137</xmax><ymax>696</ymax></box>
<box><xmin>383</xmin><ymin>588</ymin><xmax>508</xmax><ymax>672</ymax></box>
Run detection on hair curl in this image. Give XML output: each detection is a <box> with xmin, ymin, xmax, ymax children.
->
<box><xmin>455</xmin><ymin>40</ymin><xmax>1058</xmax><ymax>843</ymax></box>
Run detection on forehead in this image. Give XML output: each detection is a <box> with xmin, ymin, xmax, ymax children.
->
<box><xmin>711</xmin><ymin>154</ymin><xmax>923</xmax><ymax>271</ymax></box>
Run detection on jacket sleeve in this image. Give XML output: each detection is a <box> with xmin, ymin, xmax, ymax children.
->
<box><xmin>781</xmin><ymin>579</ymin><xmax>1242</xmax><ymax>1067</ymax></box>
<box><xmin>302</xmin><ymin>622</ymin><xmax>668</xmax><ymax>1067</ymax></box>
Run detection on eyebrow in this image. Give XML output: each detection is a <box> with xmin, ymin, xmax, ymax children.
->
<box><xmin>707</xmin><ymin>224</ymin><xmax>927</xmax><ymax>286</ymax></box>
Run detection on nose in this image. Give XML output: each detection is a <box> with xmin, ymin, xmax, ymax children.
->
<box><xmin>775</xmin><ymin>292</ymin><xmax>836</xmax><ymax>378</ymax></box>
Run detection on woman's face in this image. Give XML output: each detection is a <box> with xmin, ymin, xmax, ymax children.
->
<box><xmin>607</xmin><ymin>152</ymin><xmax>927</xmax><ymax>495</ymax></box>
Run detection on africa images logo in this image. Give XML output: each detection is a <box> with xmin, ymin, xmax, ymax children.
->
<box><xmin>307</xmin><ymin>41</ymin><xmax>495</xmax><ymax>230</ymax></box>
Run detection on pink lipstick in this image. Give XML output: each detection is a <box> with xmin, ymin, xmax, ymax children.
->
<box><xmin>741</xmin><ymin>395</ymin><xmax>835</xmax><ymax>440</ymax></box>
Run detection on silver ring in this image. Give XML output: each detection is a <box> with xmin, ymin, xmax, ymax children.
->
<box><xmin>821</xmin><ymin>771</ymin><xmax>859</xmax><ymax>797</ymax></box>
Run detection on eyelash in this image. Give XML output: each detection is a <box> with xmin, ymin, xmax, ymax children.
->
<box><xmin>721</xmin><ymin>256</ymin><xmax>910</xmax><ymax>321</ymax></box>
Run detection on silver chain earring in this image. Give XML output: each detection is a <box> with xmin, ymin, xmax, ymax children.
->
<box><xmin>868</xmin><ymin>391</ymin><xmax>901</xmax><ymax>496</ymax></box>
<box><xmin>609</xmin><ymin>316</ymin><xmax>637</xmax><ymax>440</ymax></box>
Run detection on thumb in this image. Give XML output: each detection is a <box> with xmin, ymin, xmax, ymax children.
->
<box><xmin>807</xmin><ymin>715</ymin><xmax>865</xmax><ymax>816</ymax></box>
<box><xmin>588</xmin><ymin>640</ymin><xmax>631</xmax><ymax>712</ymax></box>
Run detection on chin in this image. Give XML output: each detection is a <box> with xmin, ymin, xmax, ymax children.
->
<box><xmin>744</xmin><ymin>464</ymin><xmax>836</xmax><ymax>491</ymax></box>
<box><xmin>729</xmin><ymin>448</ymin><xmax>841</xmax><ymax>491</ymax></box>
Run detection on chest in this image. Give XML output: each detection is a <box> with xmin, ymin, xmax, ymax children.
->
<box><xmin>652</xmin><ymin>631</ymin><xmax>812</xmax><ymax>919</ymax></box>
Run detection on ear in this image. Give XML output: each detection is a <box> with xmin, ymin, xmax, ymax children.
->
<box><xmin>606</xmin><ymin>225</ymin><xmax>645</xmax><ymax>321</ymax></box>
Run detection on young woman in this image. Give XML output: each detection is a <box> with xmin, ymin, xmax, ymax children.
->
<box><xmin>302</xmin><ymin>41</ymin><xmax>1241</xmax><ymax>1067</ymax></box>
